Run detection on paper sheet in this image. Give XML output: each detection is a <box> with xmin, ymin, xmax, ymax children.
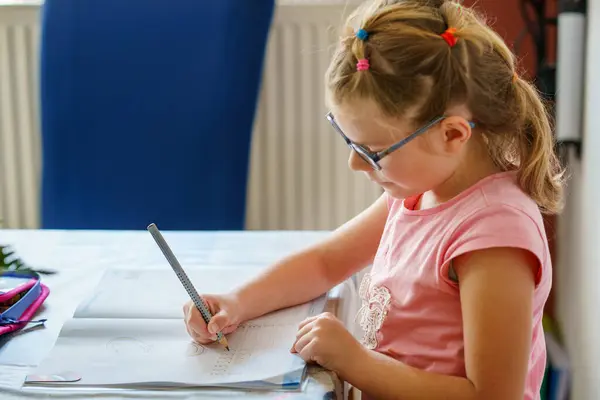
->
<box><xmin>74</xmin><ymin>267</ymin><xmax>261</xmax><ymax>319</ymax></box>
<box><xmin>27</xmin><ymin>318</ymin><xmax>310</xmax><ymax>388</ymax></box>
<box><xmin>26</xmin><ymin>267</ymin><xmax>327</xmax><ymax>390</ymax></box>
<box><xmin>0</xmin><ymin>365</ymin><xmax>31</xmax><ymax>390</ymax></box>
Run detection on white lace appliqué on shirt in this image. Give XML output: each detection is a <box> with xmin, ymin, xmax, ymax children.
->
<box><xmin>356</xmin><ymin>273</ymin><xmax>392</xmax><ymax>350</ymax></box>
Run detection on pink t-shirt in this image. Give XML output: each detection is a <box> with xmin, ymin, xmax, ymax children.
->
<box><xmin>357</xmin><ymin>171</ymin><xmax>550</xmax><ymax>400</ymax></box>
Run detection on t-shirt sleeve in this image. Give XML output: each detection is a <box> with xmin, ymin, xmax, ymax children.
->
<box><xmin>440</xmin><ymin>204</ymin><xmax>547</xmax><ymax>287</ymax></box>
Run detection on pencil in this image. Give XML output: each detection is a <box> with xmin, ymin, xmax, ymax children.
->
<box><xmin>147</xmin><ymin>223</ymin><xmax>230</xmax><ymax>351</ymax></box>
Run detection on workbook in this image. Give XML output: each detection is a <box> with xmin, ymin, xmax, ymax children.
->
<box><xmin>25</xmin><ymin>267</ymin><xmax>327</xmax><ymax>391</ymax></box>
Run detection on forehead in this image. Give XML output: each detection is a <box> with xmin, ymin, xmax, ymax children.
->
<box><xmin>331</xmin><ymin>100</ymin><xmax>412</xmax><ymax>144</ymax></box>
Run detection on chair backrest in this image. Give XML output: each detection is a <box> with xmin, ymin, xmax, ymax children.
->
<box><xmin>39</xmin><ymin>0</ymin><xmax>274</xmax><ymax>230</ymax></box>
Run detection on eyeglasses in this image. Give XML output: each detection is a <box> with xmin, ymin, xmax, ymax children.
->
<box><xmin>326</xmin><ymin>112</ymin><xmax>475</xmax><ymax>171</ymax></box>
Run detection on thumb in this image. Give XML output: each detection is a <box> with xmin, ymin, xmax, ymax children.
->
<box><xmin>208</xmin><ymin>309</ymin><xmax>230</xmax><ymax>334</ymax></box>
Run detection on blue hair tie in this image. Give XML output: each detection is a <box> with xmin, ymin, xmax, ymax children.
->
<box><xmin>356</xmin><ymin>29</ymin><xmax>369</xmax><ymax>41</ymax></box>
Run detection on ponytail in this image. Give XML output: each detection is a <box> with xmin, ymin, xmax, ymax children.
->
<box><xmin>512</xmin><ymin>76</ymin><xmax>565</xmax><ymax>214</ymax></box>
<box><xmin>325</xmin><ymin>0</ymin><xmax>566</xmax><ymax>215</ymax></box>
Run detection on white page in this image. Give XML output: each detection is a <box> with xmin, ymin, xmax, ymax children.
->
<box><xmin>0</xmin><ymin>365</ymin><xmax>31</xmax><ymax>390</ymax></box>
<box><xmin>74</xmin><ymin>267</ymin><xmax>262</xmax><ymax>319</ymax></box>
<box><xmin>28</xmin><ymin>266</ymin><xmax>328</xmax><ymax>390</ymax></box>
<box><xmin>26</xmin><ymin>316</ymin><xmax>313</xmax><ymax>388</ymax></box>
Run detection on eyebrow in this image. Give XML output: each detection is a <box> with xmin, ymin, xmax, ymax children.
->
<box><xmin>352</xmin><ymin>137</ymin><xmax>393</xmax><ymax>150</ymax></box>
<box><xmin>331</xmin><ymin>114</ymin><xmax>392</xmax><ymax>149</ymax></box>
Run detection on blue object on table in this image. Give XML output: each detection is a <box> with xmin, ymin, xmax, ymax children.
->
<box><xmin>39</xmin><ymin>0</ymin><xmax>274</xmax><ymax>230</ymax></box>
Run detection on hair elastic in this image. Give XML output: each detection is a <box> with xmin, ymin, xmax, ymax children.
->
<box><xmin>356</xmin><ymin>28</ymin><xmax>369</xmax><ymax>41</ymax></box>
<box><xmin>513</xmin><ymin>72</ymin><xmax>519</xmax><ymax>83</ymax></box>
<box><xmin>440</xmin><ymin>27</ymin><xmax>458</xmax><ymax>47</ymax></box>
<box><xmin>356</xmin><ymin>58</ymin><xmax>370</xmax><ymax>71</ymax></box>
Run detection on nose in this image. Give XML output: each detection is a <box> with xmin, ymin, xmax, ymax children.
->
<box><xmin>348</xmin><ymin>150</ymin><xmax>372</xmax><ymax>172</ymax></box>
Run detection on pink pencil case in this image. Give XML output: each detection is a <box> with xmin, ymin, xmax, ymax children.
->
<box><xmin>0</xmin><ymin>271</ymin><xmax>49</xmax><ymax>336</ymax></box>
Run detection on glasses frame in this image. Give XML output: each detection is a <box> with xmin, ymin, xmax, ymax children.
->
<box><xmin>326</xmin><ymin>112</ymin><xmax>475</xmax><ymax>171</ymax></box>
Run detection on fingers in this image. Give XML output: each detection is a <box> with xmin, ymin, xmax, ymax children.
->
<box><xmin>291</xmin><ymin>313</ymin><xmax>337</xmax><ymax>355</ymax></box>
<box><xmin>293</xmin><ymin>328</ymin><xmax>314</xmax><ymax>354</ymax></box>
<box><xmin>183</xmin><ymin>297</ymin><xmax>238</xmax><ymax>344</ymax></box>
<box><xmin>291</xmin><ymin>314</ymin><xmax>324</xmax><ymax>351</ymax></box>
<box><xmin>297</xmin><ymin>338</ymin><xmax>318</xmax><ymax>364</ymax></box>
<box><xmin>186</xmin><ymin>325</ymin><xmax>212</xmax><ymax>344</ymax></box>
<box><xmin>207</xmin><ymin>309</ymin><xmax>231</xmax><ymax>335</ymax></box>
<box><xmin>295</xmin><ymin>319</ymin><xmax>316</xmax><ymax>342</ymax></box>
<box><xmin>183</xmin><ymin>300</ymin><xmax>215</xmax><ymax>343</ymax></box>
<box><xmin>185</xmin><ymin>319</ymin><xmax>215</xmax><ymax>344</ymax></box>
<box><xmin>297</xmin><ymin>315</ymin><xmax>318</xmax><ymax>330</ymax></box>
<box><xmin>291</xmin><ymin>318</ymin><xmax>317</xmax><ymax>353</ymax></box>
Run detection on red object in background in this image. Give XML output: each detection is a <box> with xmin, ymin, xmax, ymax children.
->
<box><xmin>461</xmin><ymin>0</ymin><xmax>556</xmax><ymax>77</ymax></box>
<box><xmin>462</xmin><ymin>0</ymin><xmax>558</xmax><ymax>319</ymax></box>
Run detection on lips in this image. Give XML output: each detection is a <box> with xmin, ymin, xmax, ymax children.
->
<box><xmin>367</xmin><ymin>174</ymin><xmax>390</xmax><ymax>186</ymax></box>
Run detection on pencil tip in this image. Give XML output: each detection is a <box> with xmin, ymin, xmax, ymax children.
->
<box><xmin>226</xmin><ymin>346</ymin><xmax>230</xmax><ymax>351</ymax></box>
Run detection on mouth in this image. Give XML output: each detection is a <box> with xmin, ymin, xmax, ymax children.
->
<box><xmin>372</xmin><ymin>179</ymin><xmax>391</xmax><ymax>186</ymax></box>
<box><xmin>366</xmin><ymin>174</ymin><xmax>391</xmax><ymax>186</ymax></box>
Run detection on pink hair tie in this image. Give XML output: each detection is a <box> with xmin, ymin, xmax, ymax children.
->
<box><xmin>356</xmin><ymin>58</ymin><xmax>370</xmax><ymax>71</ymax></box>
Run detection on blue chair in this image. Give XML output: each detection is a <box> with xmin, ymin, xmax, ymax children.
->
<box><xmin>39</xmin><ymin>0</ymin><xmax>274</xmax><ymax>230</ymax></box>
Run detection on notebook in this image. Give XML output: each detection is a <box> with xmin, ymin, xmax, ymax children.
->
<box><xmin>25</xmin><ymin>267</ymin><xmax>327</xmax><ymax>391</ymax></box>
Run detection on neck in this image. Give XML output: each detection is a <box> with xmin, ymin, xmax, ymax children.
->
<box><xmin>419</xmin><ymin>148</ymin><xmax>502</xmax><ymax>210</ymax></box>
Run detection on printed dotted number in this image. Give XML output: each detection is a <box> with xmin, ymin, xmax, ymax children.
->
<box><xmin>236</xmin><ymin>351</ymin><xmax>250</xmax><ymax>363</ymax></box>
<box><xmin>216</xmin><ymin>354</ymin><xmax>234</xmax><ymax>367</ymax></box>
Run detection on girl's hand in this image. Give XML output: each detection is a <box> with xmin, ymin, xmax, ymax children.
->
<box><xmin>182</xmin><ymin>294</ymin><xmax>243</xmax><ymax>344</ymax></box>
<box><xmin>291</xmin><ymin>312</ymin><xmax>364</xmax><ymax>373</ymax></box>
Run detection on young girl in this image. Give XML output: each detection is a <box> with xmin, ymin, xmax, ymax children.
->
<box><xmin>183</xmin><ymin>1</ymin><xmax>564</xmax><ymax>399</ymax></box>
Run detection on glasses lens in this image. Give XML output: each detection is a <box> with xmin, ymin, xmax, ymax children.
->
<box><xmin>352</xmin><ymin>145</ymin><xmax>380</xmax><ymax>170</ymax></box>
<box><xmin>327</xmin><ymin>113</ymin><xmax>381</xmax><ymax>170</ymax></box>
<box><xmin>328</xmin><ymin>118</ymin><xmax>350</xmax><ymax>146</ymax></box>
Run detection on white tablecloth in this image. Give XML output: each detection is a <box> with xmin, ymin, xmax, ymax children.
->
<box><xmin>0</xmin><ymin>230</ymin><xmax>365</xmax><ymax>400</ymax></box>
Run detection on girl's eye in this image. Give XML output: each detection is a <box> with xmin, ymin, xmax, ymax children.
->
<box><xmin>357</xmin><ymin>142</ymin><xmax>378</xmax><ymax>152</ymax></box>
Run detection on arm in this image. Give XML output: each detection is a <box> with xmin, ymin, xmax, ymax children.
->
<box><xmin>340</xmin><ymin>247</ymin><xmax>537</xmax><ymax>400</ymax></box>
<box><xmin>234</xmin><ymin>193</ymin><xmax>389</xmax><ymax>322</ymax></box>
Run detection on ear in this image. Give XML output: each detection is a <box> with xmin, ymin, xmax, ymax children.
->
<box><xmin>438</xmin><ymin>116</ymin><xmax>473</xmax><ymax>153</ymax></box>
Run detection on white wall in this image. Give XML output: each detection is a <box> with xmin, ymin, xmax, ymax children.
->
<box><xmin>556</xmin><ymin>1</ymin><xmax>600</xmax><ymax>398</ymax></box>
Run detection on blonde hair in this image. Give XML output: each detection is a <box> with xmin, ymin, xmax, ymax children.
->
<box><xmin>325</xmin><ymin>0</ymin><xmax>565</xmax><ymax>214</ymax></box>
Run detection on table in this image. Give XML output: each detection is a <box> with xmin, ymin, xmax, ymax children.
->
<box><xmin>0</xmin><ymin>230</ymin><xmax>365</xmax><ymax>400</ymax></box>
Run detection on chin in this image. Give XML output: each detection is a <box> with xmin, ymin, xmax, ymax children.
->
<box><xmin>380</xmin><ymin>183</ymin><xmax>419</xmax><ymax>199</ymax></box>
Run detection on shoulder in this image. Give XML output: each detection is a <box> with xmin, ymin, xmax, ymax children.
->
<box><xmin>440</xmin><ymin>172</ymin><xmax>550</xmax><ymax>287</ymax></box>
<box><xmin>452</xmin><ymin>171</ymin><xmax>547</xmax><ymax>239</ymax></box>
<box><xmin>477</xmin><ymin>171</ymin><xmax>546</xmax><ymax>226</ymax></box>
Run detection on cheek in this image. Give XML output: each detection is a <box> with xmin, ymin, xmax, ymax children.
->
<box><xmin>382</xmin><ymin>151</ymin><xmax>442</xmax><ymax>187</ymax></box>
<box><xmin>380</xmin><ymin>152</ymin><xmax>423</xmax><ymax>182</ymax></box>
<box><xmin>389</xmin><ymin>146</ymin><xmax>427</xmax><ymax>173</ymax></box>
